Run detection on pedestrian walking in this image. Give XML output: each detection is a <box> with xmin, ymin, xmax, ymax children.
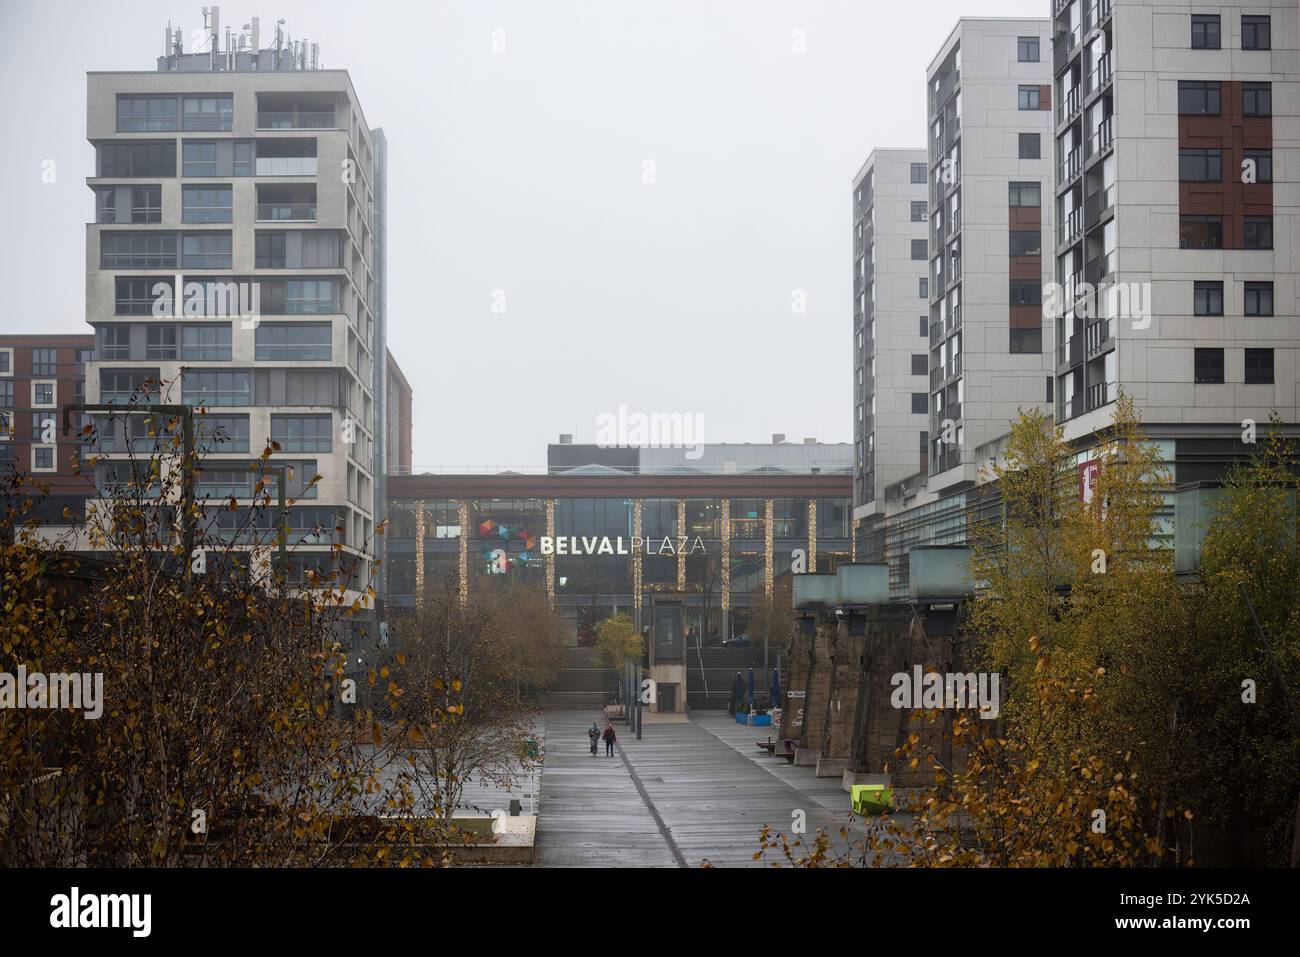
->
<box><xmin>587</xmin><ymin>720</ymin><xmax>600</xmax><ymax>756</ymax></box>
<box><xmin>602</xmin><ymin>721</ymin><xmax>616</xmax><ymax>757</ymax></box>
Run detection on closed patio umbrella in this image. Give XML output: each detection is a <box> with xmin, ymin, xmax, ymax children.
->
<box><xmin>771</xmin><ymin>668</ymin><xmax>781</xmax><ymax>707</ymax></box>
<box><xmin>747</xmin><ymin>667</ymin><xmax>755</xmax><ymax>709</ymax></box>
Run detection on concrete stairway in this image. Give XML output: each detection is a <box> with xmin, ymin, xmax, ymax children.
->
<box><xmin>686</xmin><ymin>646</ymin><xmax>769</xmax><ymax>711</ymax></box>
<box><xmin>543</xmin><ymin>647</ymin><xmax>614</xmax><ymax>711</ymax></box>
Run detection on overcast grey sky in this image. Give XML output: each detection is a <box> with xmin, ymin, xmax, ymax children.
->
<box><xmin>0</xmin><ymin>0</ymin><xmax>1046</xmax><ymax>468</ymax></box>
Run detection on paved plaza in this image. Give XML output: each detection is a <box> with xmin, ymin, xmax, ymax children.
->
<box><xmin>534</xmin><ymin>710</ymin><xmax>874</xmax><ymax>867</ymax></box>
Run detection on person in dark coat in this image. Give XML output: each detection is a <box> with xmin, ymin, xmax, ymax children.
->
<box><xmin>587</xmin><ymin>720</ymin><xmax>600</xmax><ymax>756</ymax></box>
<box><xmin>602</xmin><ymin>721</ymin><xmax>617</xmax><ymax>757</ymax></box>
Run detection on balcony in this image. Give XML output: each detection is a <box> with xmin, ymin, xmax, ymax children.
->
<box><xmin>1058</xmin><ymin>206</ymin><xmax>1083</xmax><ymax>246</ymax></box>
<box><xmin>256</xmin><ymin>184</ymin><xmax>317</xmax><ymax>223</ymax></box>
<box><xmin>256</xmin><ymin>110</ymin><xmax>335</xmax><ymax>130</ymax></box>
<box><xmin>1061</xmin><ymin>146</ymin><xmax>1082</xmax><ymax>186</ymax></box>
<box><xmin>1088</xmin><ymin>52</ymin><xmax>1113</xmax><ymax>98</ymax></box>
<box><xmin>1085</xmin><ymin>250</ymin><xmax>1112</xmax><ymax>284</ymax></box>
<box><xmin>255</xmin><ymin>156</ymin><xmax>318</xmax><ymax>176</ymax></box>
<box><xmin>1057</xmin><ymin>84</ymin><xmax>1082</xmax><ymax>126</ymax></box>
<box><xmin>1083</xmin><ymin>182</ymin><xmax>1115</xmax><ymax>228</ymax></box>
<box><xmin>1058</xmin><ymin>333</ymin><xmax>1082</xmax><ymax>367</ymax></box>
<box><xmin>1085</xmin><ymin>318</ymin><xmax>1113</xmax><ymax>356</ymax></box>
<box><xmin>256</xmin><ymin>203</ymin><xmax>317</xmax><ymax>222</ymax></box>
<box><xmin>1086</xmin><ymin>380</ymin><xmax>1116</xmax><ymax>411</ymax></box>
<box><xmin>1090</xmin><ymin>115</ymin><xmax>1114</xmax><ymax>159</ymax></box>
<box><xmin>930</xmin><ymin>319</ymin><xmax>945</xmax><ymax>347</ymax></box>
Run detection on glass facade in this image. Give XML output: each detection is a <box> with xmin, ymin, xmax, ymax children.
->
<box><xmin>384</xmin><ymin>480</ymin><xmax>853</xmax><ymax>647</ymax></box>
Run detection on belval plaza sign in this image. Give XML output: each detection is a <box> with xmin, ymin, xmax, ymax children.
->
<box><xmin>539</xmin><ymin>536</ymin><xmax>706</xmax><ymax>556</ymax></box>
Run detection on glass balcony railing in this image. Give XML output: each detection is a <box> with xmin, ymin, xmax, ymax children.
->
<box><xmin>255</xmin><ymin>156</ymin><xmax>318</xmax><ymax>176</ymax></box>
<box><xmin>256</xmin><ymin>203</ymin><xmax>317</xmax><ymax>222</ymax></box>
<box><xmin>256</xmin><ymin>111</ymin><xmax>336</xmax><ymax>129</ymax></box>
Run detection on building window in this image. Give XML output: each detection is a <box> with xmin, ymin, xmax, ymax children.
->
<box><xmin>181</xmin><ymin>232</ymin><xmax>233</xmax><ymax>268</ymax></box>
<box><xmin>910</xmin><ymin>163</ymin><xmax>927</xmax><ymax>184</ymax></box>
<box><xmin>1017</xmin><ymin>85</ymin><xmax>1042</xmax><ymax>110</ymax></box>
<box><xmin>145</xmin><ymin>325</ymin><xmax>178</xmax><ymax>360</ymax></box>
<box><xmin>919</xmin><ymin>316</ymin><xmax>928</xmax><ymax>336</ymax></box>
<box><xmin>271</xmin><ymin>414</ymin><xmax>334</xmax><ymax>453</ymax></box>
<box><xmin>116</xmin><ymin>96</ymin><xmax>178</xmax><ymax>132</ymax></box>
<box><xmin>1178</xmin><ymin>148</ymin><xmax>1221</xmax><ymax>182</ymax></box>
<box><xmin>182</xmin><ymin>141</ymin><xmax>218</xmax><ymax>177</ymax></box>
<box><xmin>911</xmin><ymin>200</ymin><xmax>926</xmax><ymax>222</ymax></box>
<box><xmin>96</xmin><ymin>188</ymin><xmax>116</xmax><ymax>224</ymax></box>
<box><xmin>32</xmin><ymin>447</ymin><xmax>56</xmax><ymax>472</ymax></box>
<box><xmin>1244</xmin><ymin>281</ymin><xmax>1274</xmax><ymax>317</ymax></box>
<box><xmin>0</xmin><ymin>349</ymin><xmax>11</xmax><ymax>376</ymax></box>
<box><xmin>115</xmin><ymin>277</ymin><xmax>172</xmax><ymax>315</ymax></box>
<box><xmin>31</xmin><ymin>348</ymin><xmax>57</xmax><ymax>377</ymax></box>
<box><xmin>1194</xmin><ymin>348</ymin><xmax>1224</xmax><ymax>384</ymax></box>
<box><xmin>181</xmin><ymin>96</ymin><xmax>234</xmax><ymax>131</ymax></box>
<box><xmin>911</xmin><ymin>354</ymin><xmax>928</xmax><ymax>376</ymax></box>
<box><xmin>1244</xmin><ymin>348</ymin><xmax>1274</xmax><ymax>385</ymax></box>
<box><xmin>911</xmin><ymin>239</ymin><xmax>927</xmax><ymax>260</ymax></box>
<box><xmin>1008</xmin><ymin>181</ymin><xmax>1041</xmax><ymax>207</ymax></box>
<box><xmin>1179</xmin><ymin>215</ymin><xmax>1223</xmax><ymax>249</ymax></box>
<box><xmin>182</xmin><ymin>370</ymin><xmax>251</xmax><ymax>407</ymax></box>
<box><xmin>1009</xmin><ymin>230</ymin><xmax>1041</xmax><ymax>256</ymax></box>
<box><xmin>100</xmin><ymin>232</ymin><xmax>178</xmax><ymax>269</ymax></box>
<box><xmin>1242</xmin><ymin>83</ymin><xmax>1271</xmax><ymax>117</ymax></box>
<box><xmin>234</xmin><ymin>141</ymin><xmax>254</xmax><ymax>177</ymax></box>
<box><xmin>911</xmin><ymin>392</ymin><xmax>928</xmax><ymax>414</ymax></box>
<box><xmin>1010</xmin><ymin>330</ymin><xmax>1042</xmax><ymax>354</ymax></box>
<box><xmin>919</xmin><ymin>278</ymin><xmax>928</xmax><ymax>298</ymax></box>
<box><xmin>1193</xmin><ymin>281</ymin><xmax>1224</xmax><ymax>316</ymax></box>
<box><xmin>181</xmin><ymin>325</ymin><xmax>233</xmax><ymax>361</ymax></box>
<box><xmin>1018</xmin><ymin>133</ymin><xmax>1041</xmax><ymax>159</ymax></box>
<box><xmin>195</xmin><ymin>415</ymin><xmax>251</xmax><ymax>453</ymax></box>
<box><xmin>100</xmin><ymin>368</ymin><xmax>159</xmax><ymax>404</ymax></box>
<box><xmin>1009</xmin><ymin>279</ymin><xmax>1041</xmax><ymax>306</ymax></box>
<box><xmin>1243</xmin><ymin>217</ymin><xmax>1273</xmax><ymax>250</ymax></box>
<box><xmin>256</xmin><ymin>232</ymin><xmax>288</xmax><ymax>267</ymax></box>
<box><xmin>1242</xmin><ymin>16</ymin><xmax>1271</xmax><ymax>51</ymax></box>
<box><xmin>97</xmin><ymin>325</ymin><xmax>131</xmax><ymax>360</ymax></box>
<box><xmin>1190</xmin><ymin>15</ymin><xmax>1220</xmax><ymax>49</ymax></box>
<box><xmin>1243</xmin><ymin>149</ymin><xmax>1272</xmax><ymax>183</ymax></box>
<box><xmin>255</xmin><ymin>323</ymin><xmax>332</xmax><ymax>361</ymax></box>
<box><xmin>1017</xmin><ymin>36</ymin><xmax>1040</xmax><ymax>62</ymax></box>
<box><xmin>1046</xmin><ymin>376</ymin><xmax>1054</xmax><ymax>403</ymax></box>
<box><xmin>131</xmin><ymin>186</ymin><xmax>162</xmax><ymax>223</ymax></box>
<box><xmin>182</xmin><ymin>186</ymin><xmax>233</xmax><ymax>223</ymax></box>
<box><xmin>1178</xmin><ymin>81</ymin><xmax>1221</xmax><ymax>115</ymax></box>
<box><xmin>98</xmin><ymin>141</ymin><xmax>176</xmax><ymax>177</ymax></box>
<box><xmin>32</xmin><ymin>382</ymin><xmax>55</xmax><ymax>406</ymax></box>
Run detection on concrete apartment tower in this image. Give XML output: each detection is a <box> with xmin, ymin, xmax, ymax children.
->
<box><xmin>851</xmin><ymin>149</ymin><xmax>933</xmax><ymax>523</ymax></box>
<box><xmin>926</xmin><ymin>18</ymin><xmax>1057</xmax><ymax>492</ymax></box>
<box><xmin>856</xmin><ymin>19</ymin><xmax>1056</xmax><ymax>594</ymax></box>
<box><xmin>1050</xmin><ymin>0</ymin><xmax>1299</xmax><ymax>514</ymax></box>
<box><xmin>83</xmin><ymin>10</ymin><xmax>387</xmax><ymax>665</ymax></box>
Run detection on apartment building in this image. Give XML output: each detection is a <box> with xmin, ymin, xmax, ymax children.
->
<box><xmin>927</xmin><ymin>18</ymin><xmax>1057</xmax><ymax>490</ymax></box>
<box><xmin>851</xmin><ymin>149</ymin><xmax>933</xmax><ymax>521</ymax></box>
<box><xmin>83</xmin><ymin>13</ymin><xmax>386</xmax><ymax>651</ymax></box>
<box><xmin>386</xmin><ymin>350</ymin><xmax>413</xmax><ymax>476</ymax></box>
<box><xmin>855</xmin><ymin>19</ymin><xmax>1057</xmax><ymax>595</ymax></box>
<box><xmin>0</xmin><ymin>335</ymin><xmax>94</xmax><ymax>514</ymax></box>
<box><xmin>1050</xmin><ymin>0</ymin><xmax>1299</xmax><ymax>490</ymax></box>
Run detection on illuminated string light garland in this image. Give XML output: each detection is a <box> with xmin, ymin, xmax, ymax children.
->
<box><xmin>457</xmin><ymin>501</ymin><xmax>469</xmax><ymax>605</ymax></box>
<box><xmin>632</xmin><ymin>499</ymin><xmax>643</xmax><ymax>615</ymax></box>
<box><xmin>763</xmin><ymin>498</ymin><xmax>774</xmax><ymax>595</ymax></box>
<box><xmin>414</xmin><ymin>499</ymin><xmax>426</xmax><ymax>609</ymax></box>
<box><xmin>808</xmin><ymin>499</ymin><xmax>818</xmax><ymax>572</ymax></box>
<box><xmin>676</xmin><ymin>499</ymin><xmax>687</xmax><ymax>591</ymax></box>
<box><xmin>720</xmin><ymin>498</ymin><xmax>730</xmax><ymax>613</ymax></box>
<box><xmin>545</xmin><ymin>498</ymin><xmax>556</xmax><ymax>603</ymax></box>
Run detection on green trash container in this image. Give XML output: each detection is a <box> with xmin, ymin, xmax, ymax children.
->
<box><xmin>525</xmin><ymin>738</ymin><xmax>539</xmax><ymax>758</ymax></box>
<box><xmin>851</xmin><ymin>784</ymin><xmax>894</xmax><ymax>815</ymax></box>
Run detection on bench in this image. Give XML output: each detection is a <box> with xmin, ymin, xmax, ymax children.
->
<box><xmin>780</xmin><ymin>739</ymin><xmax>797</xmax><ymax>764</ymax></box>
<box><xmin>755</xmin><ymin>738</ymin><xmax>777</xmax><ymax>754</ymax></box>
